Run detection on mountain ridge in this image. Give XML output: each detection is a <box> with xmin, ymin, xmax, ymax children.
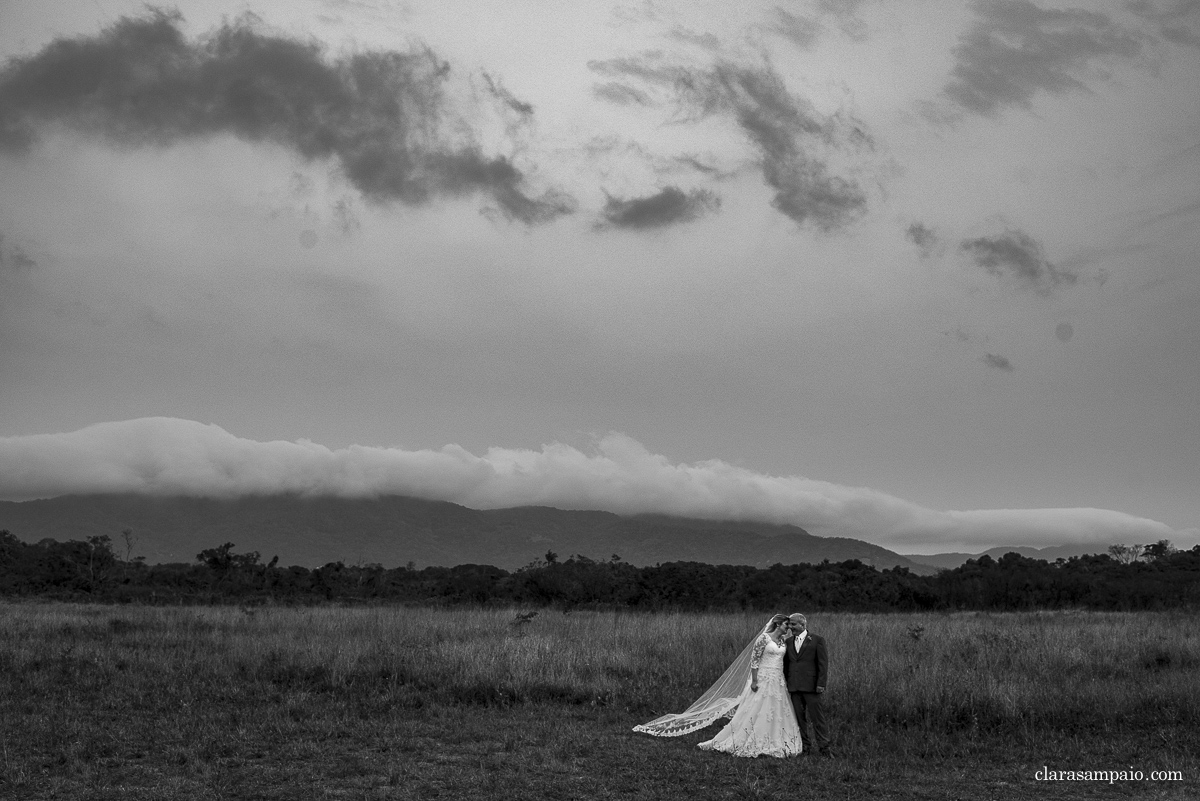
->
<box><xmin>902</xmin><ymin>543</ymin><xmax>1116</xmax><ymax>570</ymax></box>
<box><xmin>0</xmin><ymin>493</ymin><xmax>938</xmax><ymax>574</ymax></box>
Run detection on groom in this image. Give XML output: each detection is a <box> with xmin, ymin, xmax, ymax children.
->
<box><xmin>783</xmin><ymin>613</ymin><xmax>832</xmax><ymax>757</ymax></box>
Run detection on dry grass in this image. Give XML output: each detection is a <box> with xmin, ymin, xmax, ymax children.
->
<box><xmin>1</xmin><ymin>602</ymin><xmax>1197</xmax><ymax>799</ymax></box>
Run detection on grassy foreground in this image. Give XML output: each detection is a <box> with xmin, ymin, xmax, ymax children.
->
<box><xmin>1</xmin><ymin>602</ymin><xmax>1197</xmax><ymax>799</ymax></box>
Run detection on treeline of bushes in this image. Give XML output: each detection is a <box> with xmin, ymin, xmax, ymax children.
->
<box><xmin>2</xmin><ymin>529</ymin><xmax>1199</xmax><ymax>611</ymax></box>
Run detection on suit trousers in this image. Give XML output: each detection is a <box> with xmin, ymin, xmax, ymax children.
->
<box><xmin>790</xmin><ymin>690</ymin><xmax>831</xmax><ymax>752</ymax></box>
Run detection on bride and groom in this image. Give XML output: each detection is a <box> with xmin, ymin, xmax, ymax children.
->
<box><xmin>634</xmin><ymin>613</ymin><xmax>832</xmax><ymax>758</ymax></box>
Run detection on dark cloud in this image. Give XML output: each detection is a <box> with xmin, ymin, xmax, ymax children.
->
<box><xmin>591</xmin><ymin>81</ymin><xmax>654</xmax><ymax>106</ymax></box>
<box><xmin>0</xmin><ymin>233</ymin><xmax>37</xmax><ymax>271</ymax></box>
<box><xmin>0</xmin><ymin>9</ymin><xmax>572</xmax><ymax>224</ymax></box>
<box><xmin>982</xmin><ymin>353</ymin><xmax>1015</xmax><ymax>371</ymax></box>
<box><xmin>712</xmin><ymin>64</ymin><xmax>870</xmax><ymax>230</ymax></box>
<box><xmin>905</xmin><ymin>222</ymin><xmax>941</xmax><ymax>258</ymax></box>
<box><xmin>961</xmin><ymin>229</ymin><xmax>1079</xmax><ymax>294</ymax></box>
<box><xmin>1055</xmin><ymin>322</ymin><xmax>1074</xmax><ymax>342</ymax></box>
<box><xmin>1127</xmin><ymin>0</ymin><xmax>1200</xmax><ymax>49</ymax></box>
<box><xmin>597</xmin><ymin>186</ymin><xmax>720</xmax><ymax>230</ymax></box>
<box><xmin>945</xmin><ymin>0</ymin><xmax>1146</xmax><ymax>116</ymax></box>
<box><xmin>589</xmin><ymin>55</ymin><xmax>872</xmax><ymax>230</ymax></box>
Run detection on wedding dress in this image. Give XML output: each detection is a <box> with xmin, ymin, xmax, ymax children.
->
<box><xmin>696</xmin><ymin>634</ymin><xmax>802</xmax><ymax>758</ymax></box>
<box><xmin>633</xmin><ymin>617</ymin><xmax>802</xmax><ymax>758</ymax></box>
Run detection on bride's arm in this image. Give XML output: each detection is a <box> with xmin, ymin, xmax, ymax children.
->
<box><xmin>749</xmin><ymin>634</ymin><xmax>767</xmax><ymax>692</ymax></box>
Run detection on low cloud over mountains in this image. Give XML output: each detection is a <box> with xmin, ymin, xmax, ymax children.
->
<box><xmin>0</xmin><ymin>418</ymin><xmax>1183</xmax><ymax>553</ymax></box>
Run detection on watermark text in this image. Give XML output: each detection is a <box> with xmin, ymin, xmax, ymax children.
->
<box><xmin>1035</xmin><ymin>766</ymin><xmax>1183</xmax><ymax>784</ymax></box>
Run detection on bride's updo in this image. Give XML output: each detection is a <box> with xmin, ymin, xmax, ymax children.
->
<box><xmin>766</xmin><ymin>614</ymin><xmax>789</xmax><ymax>633</ymax></box>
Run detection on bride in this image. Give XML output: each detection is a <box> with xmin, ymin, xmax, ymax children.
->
<box><xmin>634</xmin><ymin>614</ymin><xmax>803</xmax><ymax>758</ymax></box>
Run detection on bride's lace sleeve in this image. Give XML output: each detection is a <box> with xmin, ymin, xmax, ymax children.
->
<box><xmin>749</xmin><ymin>634</ymin><xmax>767</xmax><ymax>670</ymax></box>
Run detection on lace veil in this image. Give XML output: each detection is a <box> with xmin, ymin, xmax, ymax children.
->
<box><xmin>633</xmin><ymin>615</ymin><xmax>781</xmax><ymax>737</ymax></box>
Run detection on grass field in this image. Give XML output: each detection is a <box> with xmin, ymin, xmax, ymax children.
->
<box><xmin>1</xmin><ymin>602</ymin><xmax>1197</xmax><ymax>799</ymax></box>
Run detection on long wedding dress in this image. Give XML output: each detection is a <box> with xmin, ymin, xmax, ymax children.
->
<box><xmin>696</xmin><ymin>634</ymin><xmax>802</xmax><ymax>758</ymax></box>
<box><xmin>634</xmin><ymin>618</ymin><xmax>802</xmax><ymax>759</ymax></box>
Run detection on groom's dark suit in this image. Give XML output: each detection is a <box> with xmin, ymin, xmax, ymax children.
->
<box><xmin>782</xmin><ymin>632</ymin><xmax>831</xmax><ymax>754</ymax></box>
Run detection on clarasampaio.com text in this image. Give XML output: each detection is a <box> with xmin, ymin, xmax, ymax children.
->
<box><xmin>1035</xmin><ymin>767</ymin><xmax>1183</xmax><ymax>784</ymax></box>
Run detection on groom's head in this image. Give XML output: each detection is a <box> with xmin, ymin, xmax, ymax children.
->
<box><xmin>788</xmin><ymin>614</ymin><xmax>807</xmax><ymax>633</ymax></box>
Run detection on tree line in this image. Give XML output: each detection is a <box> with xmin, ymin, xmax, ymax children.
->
<box><xmin>1</xmin><ymin>529</ymin><xmax>1197</xmax><ymax>611</ymax></box>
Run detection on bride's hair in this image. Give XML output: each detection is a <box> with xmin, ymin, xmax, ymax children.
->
<box><xmin>765</xmin><ymin>614</ymin><xmax>788</xmax><ymax>633</ymax></box>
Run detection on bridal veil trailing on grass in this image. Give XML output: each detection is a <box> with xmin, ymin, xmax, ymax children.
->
<box><xmin>632</xmin><ymin>616</ymin><xmax>775</xmax><ymax>737</ymax></box>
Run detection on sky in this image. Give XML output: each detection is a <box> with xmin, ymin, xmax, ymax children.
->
<box><xmin>0</xmin><ymin>0</ymin><xmax>1197</xmax><ymax>554</ymax></box>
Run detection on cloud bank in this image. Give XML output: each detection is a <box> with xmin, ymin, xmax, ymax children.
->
<box><xmin>0</xmin><ymin>9</ymin><xmax>572</xmax><ymax>223</ymax></box>
<box><xmin>0</xmin><ymin>418</ymin><xmax>1182</xmax><ymax>552</ymax></box>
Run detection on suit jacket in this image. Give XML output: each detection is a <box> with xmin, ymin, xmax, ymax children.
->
<box><xmin>782</xmin><ymin>632</ymin><xmax>828</xmax><ymax>693</ymax></box>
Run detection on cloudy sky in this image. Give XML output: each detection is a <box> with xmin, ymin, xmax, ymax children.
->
<box><xmin>1</xmin><ymin>0</ymin><xmax>1197</xmax><ymax>554</ymax></box>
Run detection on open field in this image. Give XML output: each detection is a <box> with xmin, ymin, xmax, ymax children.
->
<box><xmin>1</xmin><ymin>603</ymin><xmax>1197</xmax><ymax>799</ymax></box>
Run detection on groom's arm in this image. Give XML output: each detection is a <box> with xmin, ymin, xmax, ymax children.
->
<box><xmin>815</xmin><ymin>636</ymin><xmax>828</xmax><ymax>693</ymax></box>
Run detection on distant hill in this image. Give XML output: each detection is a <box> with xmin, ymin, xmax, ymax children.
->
<box><xmin>903</xmin><ymin>543</ymin><xmax>1113</xmax><ymax>571</ymax></box>
<box><xmin>0</xmin><ymin>493</ymin><xmax>936</xmax><ymax>574</ymax></box>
